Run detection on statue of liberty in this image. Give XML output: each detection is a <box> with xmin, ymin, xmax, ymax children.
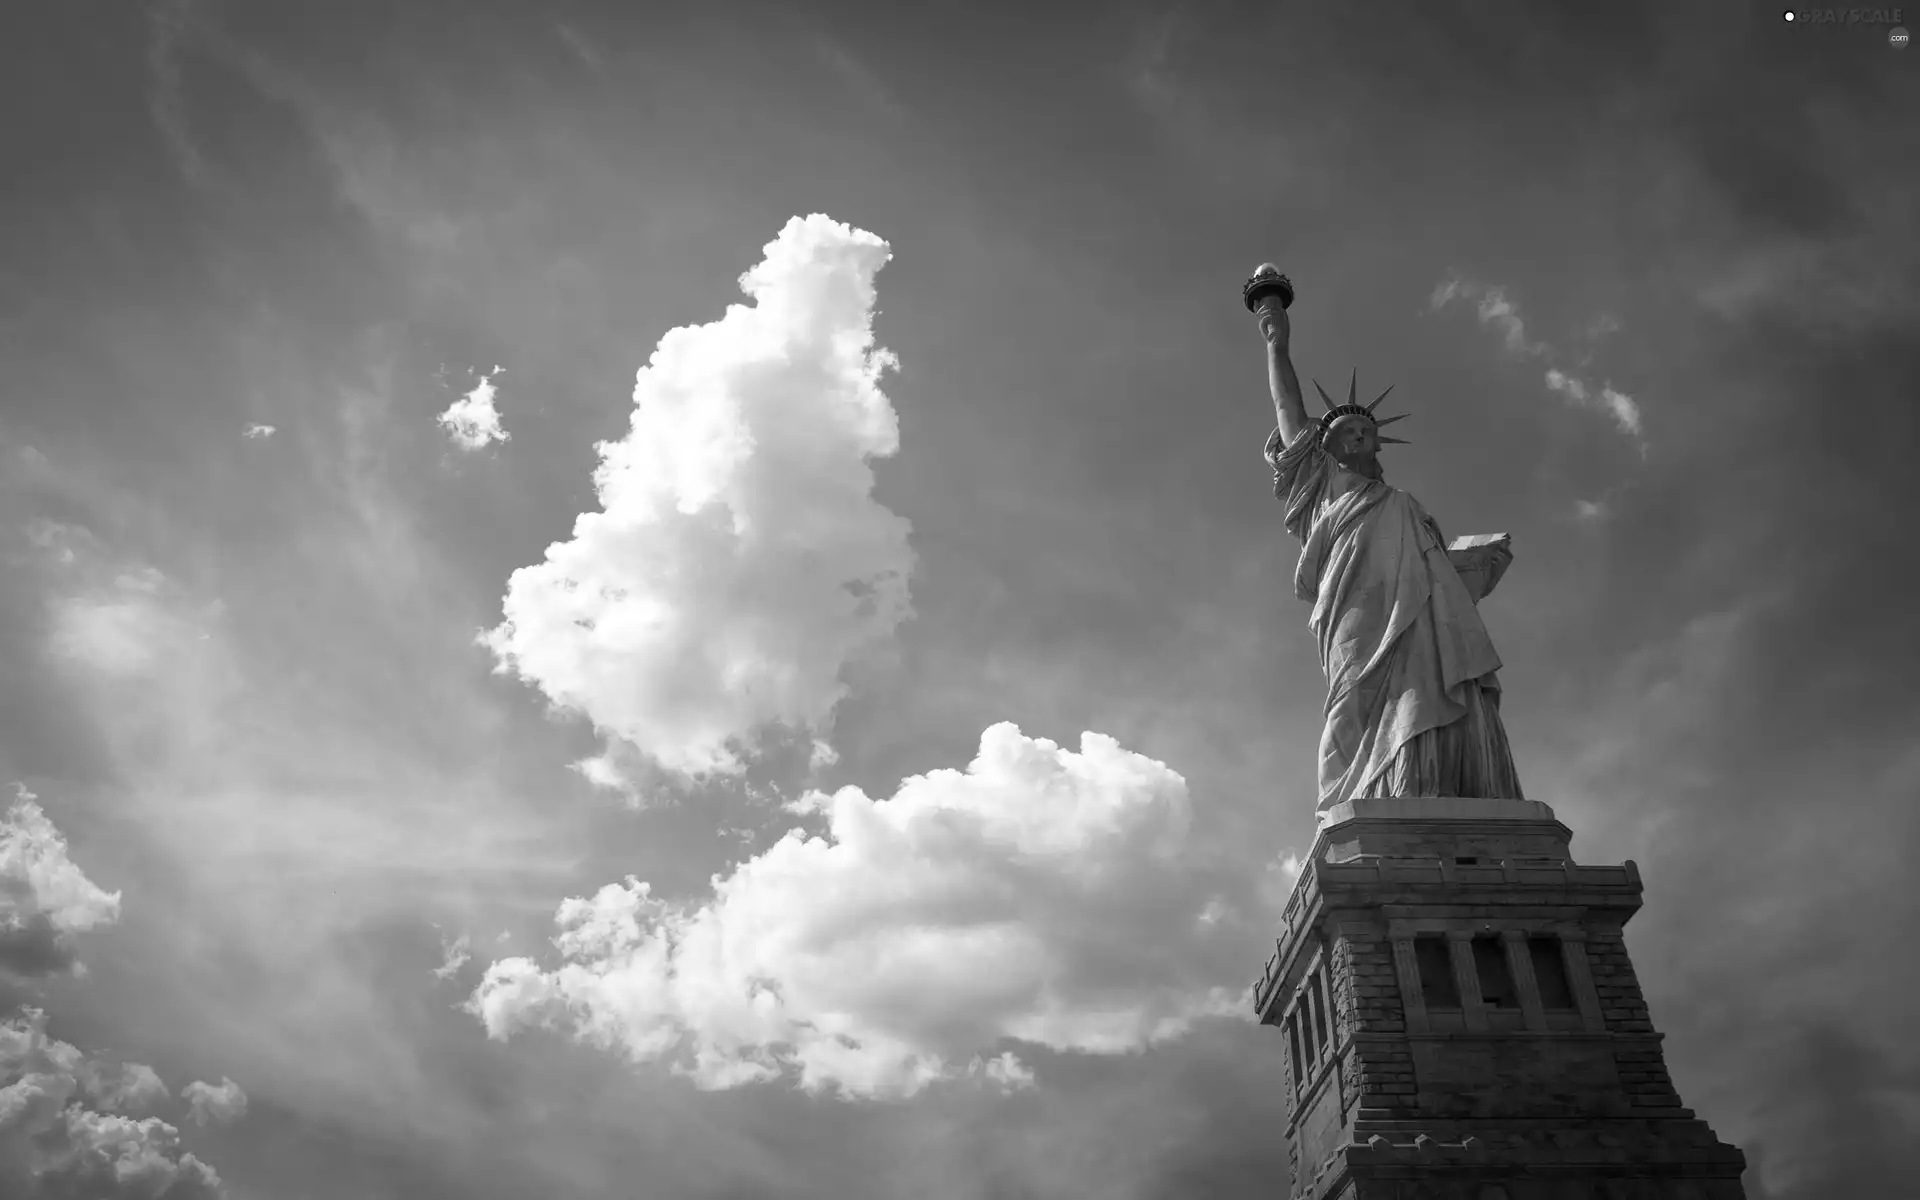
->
<box><xmin>1243</xmin><ymin>266</ymin><xmax>1525</xmax><ymax>811</ymax></box>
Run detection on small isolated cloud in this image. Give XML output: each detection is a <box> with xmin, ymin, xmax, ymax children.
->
<box><xmin>0</xmin><ymin>786</ymin><xmax>122</xmax><ymax>982</ymax></box>
<box><xmin>0</xmin><ymin>1010</ymin><xmax>225</xmax><ymax>1198</ymax></box>
<box><xmin>241</xmin><ymin>424</ymin><xmax>274</xmax><ymax>440</ymax></box>
<box><xmin>481</xmin><ymin>215</ymin><xmax>915</xmax><ymax>781</ymax></box>
<box><xmin>1584</xmin><ymin>313</ymin><xmax>1623</xmax><ymax>344</ymax></box>
<box><xmin>716</xmin><ymin>824</ymin><xmax>758</xmax><ymax>850</ymax></box>
<box><xmin>978</xmin><ymin>1051</ymin><xmax>1034</xmax><ymax>1090</ymax></box>
<box><xmin>1575</xmin><ymin>499</ymin><xmax>1610</xmax><ymax>521</ymax></box>
<box><xmin>565</xmin><ymin>738</ymin><xmax>670</xmax><ymax>806</ymax></box>
<box><xmin>469</xmin><ymin>723</ymin><xmax>1245</xmax><ymax>1100</ymax></box>
<box><xmin>432</xmin><ymin>934</ymin><xmax>470</xmax><ymax>981</ymax></box>
<box><xmin>569</xmin><ymin>751</ymin><xmax>631</xmax><ymax>795</ymax></box>
<box><xmin>180</xmin><ymin>1078</ymin><xmax>247</xmax><ymax>1128</ymax></box>
<box><xmin>437</xmin><ymin>367</ymin><xmax>510</xmax><ymax>451</ymax></box>
<box><xmin>1433</xmin><ymin>277</ymin><xmax>1642</xmax><ymax>439</ymax></box>
<box><xmin>807</xmin><ymin>739</ymin><xmax>838</xmax><ymax>771</ymax></box>
<box><xmin>1545</xmin><ymin>369</ymin><xmax>1642</xmax><ymax>438</ymax></box>
<box><xmin>1598</xmin><ymin>387</ymin><xmax>1640</xmax><ymax>437</ymax></box>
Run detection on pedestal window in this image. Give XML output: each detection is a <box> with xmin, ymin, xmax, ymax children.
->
<box><xmin>1472</xmin><ymin>935</ymin><xmax>1521</xmax><ymax>1011</ymax></box>
<box><xmin>1413</xmin><ymin>934</ymin><xmax>1460</xmax><ymax>1009</ymax></box>
<box><xmin>1528</xmin><ymin>936</ymin><xmax>1577</xmax><ymax>1010</ymax></box>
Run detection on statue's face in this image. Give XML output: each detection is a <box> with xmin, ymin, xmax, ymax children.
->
<box><xmin>1326</xmin><ymin>416</ymin><xmax>1381</xmax><ymax>477</ymax></box>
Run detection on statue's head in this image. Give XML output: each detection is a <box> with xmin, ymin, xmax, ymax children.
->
<box><xmin>1324</xmin><ymin>413</ymin><xmax>1384</xmax><ymax>478</ymax></box>
<box><xmin>1314</xmin><ymin>373</ymin><xmax>1408</xmax><ymax>480</ymax></box>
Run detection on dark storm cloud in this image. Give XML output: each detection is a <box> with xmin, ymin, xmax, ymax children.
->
<box><xmin>1739</xmin><ymin>1022</ymin><xmax>1920</xmax><ymax>1199</ymax></box>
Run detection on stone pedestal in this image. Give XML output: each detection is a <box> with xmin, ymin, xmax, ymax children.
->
<box><xmin>1252</xmin><ymin>798</ymin><xmax>1748</xmax><ymax>1200</ymax></box>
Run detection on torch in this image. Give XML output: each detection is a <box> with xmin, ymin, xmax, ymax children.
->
<box><xmin>1241</xmin><ymin>263</ymin><xmax>1294</xmax><ymax>313</ymax></box>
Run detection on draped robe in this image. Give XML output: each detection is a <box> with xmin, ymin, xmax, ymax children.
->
<box><xmin>1266</xmin><ymin>426</ymin><xmax>1525</xmax><ymax>810</ymax></box>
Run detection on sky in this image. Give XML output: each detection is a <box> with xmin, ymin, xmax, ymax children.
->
<box><xmin>0</xmin><ymin>1</ymin><xmax>1915</xmax><ymax>1197</ymax></box>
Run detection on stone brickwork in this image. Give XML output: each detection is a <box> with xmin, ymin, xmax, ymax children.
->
<box><xmin>1307</xmin><ymin>1129</ymin><xmax>1751</xmax><ymax>1199</ymax></box>
<box><xmin>1253</xmin><ymin>798</ymin><xmax>1746</xmax><ymax>1200</ymax></box>
<box><xmin>1587</xmin><ymin>931</ymin><xmax>1658</xmax><ymax>1035</ymax></box>
<box><xmin>1330</xmin><ymin>929</ymin><xmax>1419</xmax><ymax>1111</ymax></box>
<box><xmin>1583</xmin><ymin>928</ymin><xmax>1685</xmax><ymax>1113</ymax></box>
<box><xmin>1332</xmin><ymin>933</ymin><xmax>1406</xmax><ymax>1035</ymax></box>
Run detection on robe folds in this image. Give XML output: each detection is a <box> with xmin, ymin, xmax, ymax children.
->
<box><xmin>1266</xmin><ymin>426</ymin><xmax>1525</xmax><ymax>810</ymax></box>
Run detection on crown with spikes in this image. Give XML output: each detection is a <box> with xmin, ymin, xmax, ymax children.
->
<box><xmin>1312</xmin><ymin>370</ymin><xmax>1410</xmax><ymax>445</ymax></box>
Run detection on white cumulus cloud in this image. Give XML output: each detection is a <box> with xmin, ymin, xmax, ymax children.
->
<box><xmin>180</xmin><ymin>1078</ymin><xmax>247</xmax><ymax>1128</ymax></box>
<box><xmin>241</xmin><ymin>423</ymin><xmax>275</xmax><ymax>440</ymax></box>
<box><xmin>0</xmin><ymin>800</ymin><xmax>237</xmax><ymax>1194</ymax></box>
<box><xmin>0</xmin><ymin>787</ymin><xmax>123</xmax><ymax>982</ymax></box>
<box><xmin>468</xmin><ymin>723</ymin><xmax>1247</xmax><ymax>1099</ymax></box>
<box><xmin>76</xmin><ymin>1061</ymin><xmax>169</xmax><ymax>1117</ymax></box>
<box><xmin>437</xmin><ymin>367</ymin><xmax>510</xmax><ymax>451</ymax></box>
<box><xmin>480</xmin><ymin>214</ymin><xmax>914</xmax><ymax>781</ymax></box>
<box><xmin>0</xmin><ymin>1010</ymin><xmax>225</xmax><ymax>1198</ymax></box>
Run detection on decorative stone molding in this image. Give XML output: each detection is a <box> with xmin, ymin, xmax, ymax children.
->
<box><xmin>1501</xmin><ymin>929</ymin><xmax>1547</xmax><ymax>1031</ymax></box>
<box><xmin>1446</xmin><ymin>930</ymin><xmax>1487</xmax><ymax>1032</ymax></box>
<box><xmin>1390</xmin><ymin>936</ymin><xmax>1429</xmax><ymax>1034</ymax></box>
<box><xmin>1560</xmin><ymin>931</ymin><xmax>1608</xmax><ymax>1033</ymax></box>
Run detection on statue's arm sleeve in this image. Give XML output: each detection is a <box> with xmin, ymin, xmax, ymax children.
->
<box><xmin>1264</xmin><ymin>425</ymin><xmax>1329</xmax><ymax>541</ymax></box>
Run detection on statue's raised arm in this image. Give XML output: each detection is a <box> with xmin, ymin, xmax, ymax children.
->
<box><xmin>1240</xmin><ymin>263</ymin><xmax>1525</xmax><ymax>812</ymax></box>
<box><xmin>1244</xmin><ymin>265</ymin><xmax>1311</xmax><ymax>447</ymax></box>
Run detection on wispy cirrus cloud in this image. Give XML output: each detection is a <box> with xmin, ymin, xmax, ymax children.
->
<box><xmin>1430</xmin><ymin>276</ymin><xmax>1643</xmax><ymax>440</ymax></box>
<box><xmin>22</xmin><ymin>519</ymin><xmax>230</xmax><ymax>696</ymax></box>
<box><xmin>811</xmin><ymin>36</ymin><xmax>907</xmax><ymax>122</ymax></box>
<box><xmin>1429</xmin><ymin>278</ymin><xmax>1548</xmax><ymax>357</ymax></box>
<box><xmin>143</xmin><ymin>0</ymin><xmax>213</xmax><ymax>192</ymax></box>
<box><xmin>432</xmin><ymin>933</ymin><xmax>471</xmax><ymax>981</ymax></box>
<box><xmin>1544</xmin><ymin>369</ymin><xmax>1642</xmax><ymax>441</ymax></box>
